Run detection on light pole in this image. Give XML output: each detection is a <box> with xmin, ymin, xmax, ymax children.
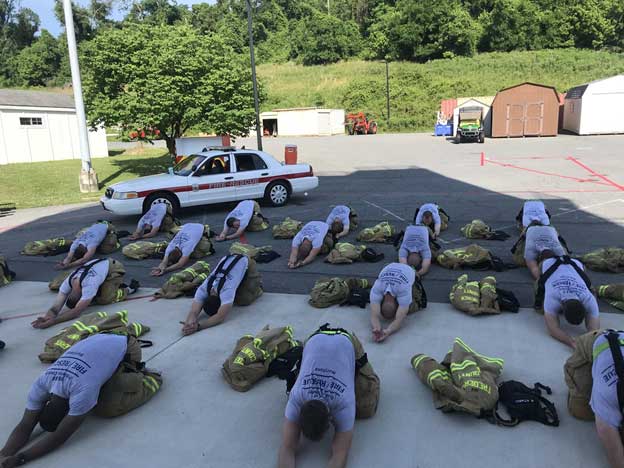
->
<box><xmin>246</xmin><ymin>0</ymin><xmax>263</xmax><ymax>151</ymax></box>
<box><xmin>63</xmin><ymin>0</ymin><xmax>98</xmax><ymax>193</ymax></box>
<box><xmin>385</xmin><ymin>60</ymin><xmax>390</xmax><ymax>124</ymax></box>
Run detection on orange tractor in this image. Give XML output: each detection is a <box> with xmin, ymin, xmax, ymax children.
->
<box><xmin>346</xmin><ymin>112</ymin><xmax>378</xmax><ymax>135</ymax></box>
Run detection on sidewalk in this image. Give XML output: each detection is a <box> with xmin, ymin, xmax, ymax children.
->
<box><xmin>0</xmin><ymin>281</ymin><xmax>616</xmax><ymax>468</ymax></box>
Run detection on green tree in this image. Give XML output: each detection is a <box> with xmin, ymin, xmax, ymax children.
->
<box><xmin>81</xmin><ymin>24</ymin><xmax>258</xmax><ymax>156</ymax></box>
<box><xmin>13</xmin><ymin>30</ymin><xmax>60</xmax><ymax>86</ymax></box>
<box><xmin>123</xmin><ymin>0</ymin><xmax>189</xmax><ymax>25</ymax></box>
<box><xmin>12</xmin><ymin>7</ymin><xmax>39</xmax><ymax>48</ymax></box>
<box><xmin>54</xmin><ymin>0</ymin><xmax>95</xmax><ymax>41</ymax></box>
<box><xmin>568</xmin><ymin>0</ymin><xmax>615</xmax><ymax>49</ymax></box>
<box><xmin>290</xmin><ymin>11</ymin><xmax>361</xmax><ymax>65</ymax></box>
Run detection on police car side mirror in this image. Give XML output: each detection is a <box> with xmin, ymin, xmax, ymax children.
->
<box><xmin>167</xmin><ymin>167</ymin><xmax>174</xmax><ymax>175</ymax></box>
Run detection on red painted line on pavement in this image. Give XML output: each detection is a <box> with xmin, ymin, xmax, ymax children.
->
<box><xmin>484</xmin><ymin>158</ymin><xmax>610</xmax><ymax>186</ymax></box>
<box><xmin>480</xmin><ymin>152</ymin><xmax>485</xmax><ymax>167</ymax></box>
<box><xmin>567</xmin><ymin>156</ymin><xmax>624</xmax><ymax>192</ymax></box>
<box><xmin>1</xmin><ymin>312</ymin><xmax>40</xmax><ymax>321</ymax></box>
<box><xmin>239</xmin><ymin>233</ymin><xmax>248</xmax><ymax>244</ymax></box>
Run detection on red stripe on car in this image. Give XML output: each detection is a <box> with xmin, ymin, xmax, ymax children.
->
<box><xmin>136</xmin><ymin>170</ymin><xmax>313</xmax><ymax>198</ymax></box>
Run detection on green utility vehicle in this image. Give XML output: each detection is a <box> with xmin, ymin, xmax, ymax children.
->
<box><xmin>456</xmin><ymin>106</ymin><xmax>485</xmax><ymax>143</ymax></box>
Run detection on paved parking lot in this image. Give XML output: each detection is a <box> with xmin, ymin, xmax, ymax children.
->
<box><xmin>1</xmin><ymin>133</ymin><xmax>623</xmax><ymax>309</ymax></box>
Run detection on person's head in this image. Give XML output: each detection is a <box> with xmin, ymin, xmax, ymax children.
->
<box><xmin>73</xmin><ymin>244</ymin><xmax>87</xmax><ymax>261</ymax></box>
<box><xmin>528</xmin><ymin>220</ymin><xmax>543</xmax><ymax>228</ymax></box>
<box><xmin>39</xmin><ymin>394</ymin><xmax>70</xmax><ymax>432</ymax></box>
<box><xmin>422</xmin><ymin>211</ymin><xmax>433</xmax><ymax>226</ymax></box>
<box><xmin>143</xmin><ymin>225</ymin><xmax>153</xmax><ymax>235</ymax></box>
<box><xmin>226</xmin><ymin>217</ymin><xmax>240</xmax><ymax>231</ymax></box>
<box><xmin>381</xmin><ymin>292</ymin><xmax>398</xmax><ymax>319</ymax></box>
<box><xmin>167</xmin><ymin>247</ymin><xmax>182</xmax><ymax>266</ymax></box>
<box><xmin>330</xmin><ymin>220</ymin><xmax>344</xmax><ymax>235</ymax></box>
<box><xmin>65</xmin><ymin>277</ymin><xmax>82</xmax><ymax>309</ymax></box>
<box><xmin>407</xmin><ymin>252</ymin><xmax>422</xmax><ymax>268</ymax></box>
<box><xmin>297</xmin><ymin>239</ymin><xmax>313</xmax><ymax>262</ymax></box>
<box><xmin>562</xmin><ymin>299</ymin><xmax>586</xmax><ymax>325</ymax></box>
<box><xmin>203</xmin><ymin>295</ymin><xmax>221</xmax><ymax>316</ymax></box>
<box><xmin>300</xmin><ymin>400</ymin><xmax>330</xmax><ymax>441</ymax></box>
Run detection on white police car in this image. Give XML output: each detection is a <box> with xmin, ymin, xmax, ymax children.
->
<box><xmin>101</xmin><ymin>147</ymin><xmax>319</xmax><ymax>215</ymax></box>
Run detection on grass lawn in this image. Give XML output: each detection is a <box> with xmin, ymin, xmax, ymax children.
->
<box><xmin>0</xmin><ymin>147</ymin><xmax>171</xmax><ymax>209</ymax></box>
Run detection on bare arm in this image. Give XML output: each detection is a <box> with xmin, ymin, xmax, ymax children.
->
<box><xmin>370</xmin><ymin>302</ymin><xmax>382</xmax><ymax>338</ymax></box>
<box><xmin>544</xmin><ymin>313</ymin><xmax>576</xmax><ymax>348</ymax></box>
<box><xmin>142</xmin><ymin>225</ymin><xmax>159</xmax><ymax>239</ymax></box>
<box><xmin>298</xmin><ymin>247</ymin><xmax>321</xmax><ymax>267</ymax></box>
<box><xmin>418</xmin><ymin>258</ymin><xmax>431</xmax><ymax>277</ymax></box>
<box><xmin>433</xmin><ymin>223</ymin><xmax>441</xmax><ymax>238</ymax></box>
<box><xmin>595</xmin><ymin>415</ymin><xmax>624</xmax><ymax>468</ymax></box>
<box><xmin>336</xmin><ymin>226</ymin><xmax>349</xmax><ymax>240</ymax></box>
<box><xmin>526</xmin><ymin>259</ymin><xmax>540</xmax><ymax>280</ymax></box>
<box><xmin>183</xmin><ymin>303</ymin><xmax>233</xmax><ymax>335</ymax></box>
<box><xmin>66</xmin><ymin>247</ymin><xmax>97</xmax><ymax>269</ymax></box>
<box><xmin>51</xmin><ymin>300</ymin><xmax>91</xmax><ymax>326</ymax></box>
<box><xmin>163</xmin><ymin>255</ymin><xmax>190</xmax><ymax>273</ymax></box>
<box><xmin>383</xmin><ymin>305</ymin><xmax>409</xmax><ymax>338</ymax></box>
<box><xmin>277</xmin><ymin>419</ymin><xmax>300</xmax><ymax>468</ymax></box>
<box><xmin>0</xmin><ymin>410</ymin><xmax>40</xmax><ymax>457</ymax></box>
<box><xmin>32</xmin><ymin>293</ymin><xmax>68</xmax><ymax>329</ymax></box>
<box><xmin>288</xmin><ymin>247</ymin><xmax>299</xmax><ymax>268</ymax></box>
<box><xmin>226</xmin><ymin>227</ymin><xmax>245</xmax><ymax>240</ymax></box>
<box><xmin>328</xmin><ymin>430</ymin><xmax>353</xmax><ymax>468</ymax></box>
<box><xmin>18</xmin><ymin>414</ymin><xmax>87</xmax><ymax>463</ymax></box>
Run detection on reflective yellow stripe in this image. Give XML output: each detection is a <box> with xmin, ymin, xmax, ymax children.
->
<box><xmin>145</xmin><ymin>375</ymin><xmax>160</xmax><ymax>391</ymax></box>
<box><xmin>133</xmin><ymin>322</ymin><xmax>142</xmax><ymax>336</ymax></box>
<box><xmin>117</xmin><ymin>310</ymin><xmax>129</xmax><ymax>325</ymax></box>
<box><xmin>450</xmin><ymin>359</ymin><xmax>477</xmax><ymax>372</ymax></box>
<box><xmin>454</xmin><ymin>338</ymin><xmax>504</xmax><ymax>367</ymax></box>
<box><xmin>411</xmin><ymin>354</ymin><xmax>428</xmax><ymax>368</ymax></box>
<box><xmin>116</xmin><ymin>290</ymin><xmax>124</xmax><ymax>302</ymax></box>
<box><xmin>142</xmin><ymin>378</ymin><xmax>157</xmax><ymax>393</ymax></box>
<box><xmin>593</xmin><ymin>339</ymin><xmax>624</xmax><ymax>360</ymax></box>
<box><xmin>72</xmin><ymin>321</ymin><xmax>89</xmax><ymax>332</ymax></box>
<box><xmin>427</xmin><ymin>370</ymin><xmax>450</xmax><ymax>386</ymax></box>
<box><xmin>98</xmin><ymin>311</ymin><xmax>107</xmax><ymax>318</ymax></box>
<box><xmin>598</xmin><ymin>285</ymin><xmax>608</xmax><ymax>297</ymax></box>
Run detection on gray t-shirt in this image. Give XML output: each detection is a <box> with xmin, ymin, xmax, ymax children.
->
<box><xmin>370</xmin><ymin>262</ymin><xmax>415</xmax><ymax>307</ymax></box>
<box><xmin>26</xmin><ymin>334</ymin><xmax>127</xmax><ymax>416</ymax></box>
<box><xmin>292</xmin><ymin>221</ymin><xmax>329</xmax><ymax>249</ymax></box>
<box><xmin>591</xmin><ymin>332</ymin><xmax>624</xmax><ymax>428</ymax></box>
<box><xmin>59</xmin><ymin>259</ymin><xmax>110</xmax><ymax>302</ymax></box>
<box><xmin>137</xmin><ymin>203</ymin><xmax>167</xmax><ymax>231</ymax></box>
<box><xmin>541</xmin><ymin>258</ymin><xmax>599</xmax><ymax>318</ymax></box>
<box><xmin>399</xmin><ymin>225</ymin><xmax>431</xmax><ymax>260</ymax></box>
<box><xmin>70</xmin><ymin>223</ymin><xmax>108</xmax><ymax>253</ymax></box>
<box><xmin>194</xmin><ymin>255</ymin><xmax>249</xmax><ymax>306</ymax></box>
<box><xmin>325</xmin><ymin>205</ymin><xmax>350</xmax><ymax>230</ymax></box>
<box><xmin>524</xmin><ymin>226</ymin><xmax>565</xmax><ymax>261</ymax></box>
<box><xmin>285</xmin><ymin>333</ymin><xmax>356</xmax><ymax>433</ymax></box>
<box><xmin>415</xmin><ymin>203</ymin><xmax>441</xmax><ymax>226</ymax></box>
<box><xmin>224</xmin><ymin>200</ymin><xmax>255</xmax><ymax>231</ymax></box>
<box><xmin>165</xmin><ymin>223</ymin><xmax>204</xmax><ymax>257</ymax></box>
<box><xmin>522</xmin><ymin>200</ymin><xmax>550</xmax><ymax>227</ymax></box>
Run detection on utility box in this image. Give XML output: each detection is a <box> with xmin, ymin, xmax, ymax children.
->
<box><xmin>285</xmin><ymin>145</ymin><xmax>298</xmax><ymax>165</ymax></box>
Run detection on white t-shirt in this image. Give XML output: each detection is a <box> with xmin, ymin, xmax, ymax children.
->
<box><xmin>26</xmin><ymin>334</ymin><xmax>127</xmax><ymax>416</ymax></box>
<box><xmin>137</xmin><ymin>203</ymin><xmax>168</xmax><ymax>231</ymax></box>
<box><xmin>292</xmin><ymin>221</ymin><xmax>329</xmax><ymax>249</ymax></box>
<box><xmin>399</xmin><ymin>225</ymin><xmax>431</xmax><ymax>260</ymax></box>
<box><xmin>522</xmin><ymin>201</ymin><xmax>550</xmax><ymax>227</ymax></box>
<box><xmin>415</xmin><ymin>203</ymin><xmax>441</xmax><ymax>226</ymax></box>
<box><xmin>194</xmin><ymin>255</ymin><xmax>249</xmax><ymax>306</ymax></box>
<box><xmin>591</xmin><ymin>332</ymin><xmax>624</xmax><ymax>428</ymax></box>
<box><xmin>70</xmin><ymin>223</ymin><xmax>108</xmax><ymax>253</ymax></box>
<box><xmin>285</xmin><ymin>333</ymin><xmax>356</xmax><ymax>433</ymax></box>
<box><xmin>325</xmin><ymin>205</ymin><xmax>351</xmax><ymax>230</ymax></box>
<box><xmin>59</xmin><ymin>259</ymin><xmax>110</xmax><ymax>302</ymax></box>
<box><xmin>524</xmin><ymin>226</ymin><xmax>565</xmax><ymax>261</ymax></box>
<box><xmin>541</xmin><ymin>258</ymin><xmax>599</xmax><ymax>318</ymax></box>
<box><xmin>165</xmin><ymin>223</ymin><xmax>204</xmax><ymax>257</ymax></box>
<box><xmin>370</xmin><ymin>262</ymin><xmax>415</xmax><ymax>307</ymax></box>
<box><xmin>224</xmin><ymin>200</ymin><xmax>255</xmax><ymax>231</ymax></box>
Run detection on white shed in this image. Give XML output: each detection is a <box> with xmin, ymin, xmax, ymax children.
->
<box><xmin>0</xmin><ymin>89</ymin><xmax>108</xmax><ymax>165</ymax></box>
<box><xmin>452</xmin><ymin>97</ymin><xmax>493</xmax><ymax>137</ymax></box>
<box><xmin>563</xmin><ymin>75</ymin><xmax>624</xmax><ymax>135</ymax></box>
<box><xmin>259</xmin><ymin>108</ymin><xmax>345</xmax><ymax>137</ymax></box>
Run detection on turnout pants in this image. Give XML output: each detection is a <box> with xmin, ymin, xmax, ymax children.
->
<box><xmin>564</xmin><ymin>330</ymin><xmax>602</xmax><ymax>420</ymax></box>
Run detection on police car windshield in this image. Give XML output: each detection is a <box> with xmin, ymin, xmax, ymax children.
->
<box><xmin>174</xmin><ymin>155</ymin><xmax>206</xmax><ymax>176</ymax></box>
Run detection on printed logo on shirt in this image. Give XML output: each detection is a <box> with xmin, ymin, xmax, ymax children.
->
<box><xmin>46</xmin><ymin>350</ymin><xmax>92</xmax><ymax>383</ymax></box>
<box><xmin>380</xmin><ymin>267</ymin><xmax>410</xmax><ymax>286</ymax></box>
<box><xmin>552</xmin><ymin>275</ymin><xmax>589</xmax><ymax>298</ymax></box>
<box><xmin>301</xmin><ymin>367</ymin><xmax>348</xmax><ymax>403</ymax></box>
<box><xmin>600</xmin><ymin>364</ymin><xmax>619</xmax><ymax>387</ymax></box>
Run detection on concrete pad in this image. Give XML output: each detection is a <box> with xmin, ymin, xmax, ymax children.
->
<box><xmin>0</xmin><ymin>281</ymin><xmax>620</xmax><ymax>467</ymax></box>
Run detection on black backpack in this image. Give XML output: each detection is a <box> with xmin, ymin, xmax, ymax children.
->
<box><xmin>496</xmin><ymin>288</ymin><xmax>520</xmax><ymax>313</ymax></box>
<box><xmin>267</xmin><ymin>345</ymin><xmax>304</xmax><ymax>393</ymax></box>
<box><xmin>493</xmin><ymin>381</ymin><xmax>559</xmax><ymax>427</ymax></box>
<box><xmin>360</xmin><ymin>247</ymin><xmax>384</xmax><ymax>263</ymax></box>
<box><xmin>605</xmin><ymin>330</ymin><xmax>624</xmax><ymax>414</ymax></box>
<box><xmin>340</xmin><ymin>287</ymin><xmax>371</xmax><ymax>308</ymax></box>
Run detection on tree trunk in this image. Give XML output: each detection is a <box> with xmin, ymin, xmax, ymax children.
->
<box><xmin>164</xmin><ymin>135</ymin><xmax>177</xmax><ymax>158</ymax></box>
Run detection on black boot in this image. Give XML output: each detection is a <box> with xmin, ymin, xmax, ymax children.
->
<box><xmin>128</xmin><ymin>279</ymin><xmax>140</xmax><ymax>294</ymax></box>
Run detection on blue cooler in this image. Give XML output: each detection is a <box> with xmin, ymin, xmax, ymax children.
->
<box><xmin>434</xmin><ymin>123</ymin><xmax>453</xmax><ymax>136</ymax></box>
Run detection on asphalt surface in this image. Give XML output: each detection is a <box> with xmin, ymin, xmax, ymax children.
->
<box><xmin>2</xmin><ymin>164</ymin><xmax>624</xmax><ymax>310</ymax></box>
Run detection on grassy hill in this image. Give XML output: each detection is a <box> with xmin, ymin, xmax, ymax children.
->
<box><xmin>257</xmin><ymin>49</ymin><xmax>624</xmax><ymax>132</ymax></box>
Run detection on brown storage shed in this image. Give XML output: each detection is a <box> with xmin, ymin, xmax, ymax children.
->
<box><xmin>491</xmin><ymin>82</ymin><xmax>560</xmax><ymax>137</ymax></box>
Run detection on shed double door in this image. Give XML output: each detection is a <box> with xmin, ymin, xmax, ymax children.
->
<box><xmin>505</xmin><ymin>102</ymin><xmax>544</xmax><ymax>136</ymax></box>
